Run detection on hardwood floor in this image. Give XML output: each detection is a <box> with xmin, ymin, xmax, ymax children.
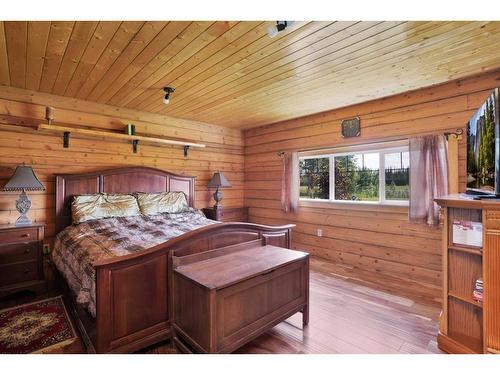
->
<box><xmin>236</xmin><ymin>260</ymin><xmax>441</xmax><ymax>354</ymax></box>
<box><xmin>0</xmin><ymin>257</ymin><xmax>443</xmax><ymax>354</ymax></box>
<box><xmin>145</xmin><ymin>257</ymin><xmax>443</xmax><ymax>354</ymax></box>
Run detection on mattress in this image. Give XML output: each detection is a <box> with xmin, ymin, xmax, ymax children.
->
<box><xmin>52</xmin><ymin>208</ymin><xmax>215</xmax><ymax>317</ymax></box>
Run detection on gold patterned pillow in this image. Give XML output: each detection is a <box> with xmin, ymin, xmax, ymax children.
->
<box><xmin>135</xmin><ymin>191</ymin><xmax>188</xmax><ymax>216</ymax></box>
<box><xmin>72</xmin><ymin>193</ymin><xmax>141</xmax><ymax>224</ymax></box>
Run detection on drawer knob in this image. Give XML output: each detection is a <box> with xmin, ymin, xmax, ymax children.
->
<box><xmin>21</xmin><ymin>233</ymin><xmax>30</xmax><ymax>238</ymax></box>
<box><xmin>25</xmin><ymin>248</ymin><xmax>31</xmax><ymax>254</ymax></box>
<box><xmin>23</xmin><ymin>269</ymin><xmax>30</xmax><ymax>274</ymax></box>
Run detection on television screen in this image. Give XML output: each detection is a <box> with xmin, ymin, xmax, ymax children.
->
<box><xmin>466</xmin><ymin>88</ymin><xmax>499</xmax><ymax>195</ymax></box>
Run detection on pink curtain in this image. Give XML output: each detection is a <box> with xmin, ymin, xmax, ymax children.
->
<box><xmin>281</xmin><ymin>152</ymin><xmax>299</xmax><ymax>213</ymax></box>
<box><xmin>409</xmin><ymin>135</ymin><xmax>448</xmax><ymax>226</ymax></box>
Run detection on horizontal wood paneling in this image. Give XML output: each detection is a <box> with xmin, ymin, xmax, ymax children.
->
<box><xmin>0</xmin><ymin>86</ymin><xmax>244</xmax><ymax>240</ymax></box>
<box><xmin>244</xmin><ymin>70</ymin><xmax>500</xmax><ymax>298</ymax></box>
<box><xmin>1</xmin><ymin>21</ymin><xmax>500</xmax><ymax>128</ymax></box>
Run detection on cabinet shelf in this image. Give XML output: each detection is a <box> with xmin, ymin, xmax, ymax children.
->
<box><xmin>435</xmin><ymin>201</ymin><xmax>500</xmax><ymax>354</ymax></box>
<box><xmin>448</xmin><ymin>292</ymin><xmax>483</xmax><ymax>308</ymax></box>
<box><xmin>448</xmin><ymin>245</ymin><xmax>483</xmax><ymax>256</ymax></box>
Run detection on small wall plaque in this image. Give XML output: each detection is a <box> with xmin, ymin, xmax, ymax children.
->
<box><xmin>341</xmin><ymin>117</ymin><xmax>360</xmax><ymax>138</ymax></box>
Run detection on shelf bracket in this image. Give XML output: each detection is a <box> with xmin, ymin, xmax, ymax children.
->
<box><xmin>132</xmin><ymin>139</ymin><xmax>139</xmax><ymax>153</ymax></box>
<box><xmin>184</xmin><ymin>145</ymin><xmax>190</xmax><ymax>157</ymax></box>
<box><xmin>63</xmin><ymin>131</ymin><xmax>70</xmax><ymax>148</ymax></box>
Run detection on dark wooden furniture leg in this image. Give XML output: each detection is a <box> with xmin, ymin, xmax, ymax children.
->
<box><xmin>303</xmin><ymin>256</ymin><xmax>310</xmax><ymax>327</ymax></box>
<box><xmin>302</xmin><ymin>306</ymin><xmax>309</xmax><ymax>327</ymax></box>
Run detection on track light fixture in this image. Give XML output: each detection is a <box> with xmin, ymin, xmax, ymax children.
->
<box><xmin>163</xmin><ymin>87</ymin><xmax>175</xmax><ymax>104</ymax></box>
<box><xmin>267</xmin><ymin>21</ymin><xmax>295</xmax><ymax>38</ymax></box>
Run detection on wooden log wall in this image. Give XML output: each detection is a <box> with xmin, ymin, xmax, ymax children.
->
<box><xmin>0</xmin><ymin>86</ymin><xmax>244</xmax><ymax>241</ymax></box>
<box><xmin>244</xmin><ymin>69</ymin><xmax>500</xmax><ymax>300</ymax></box>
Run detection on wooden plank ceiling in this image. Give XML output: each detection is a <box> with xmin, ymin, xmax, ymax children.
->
<box><xmin>0</xmin><ymin>21</ymin><xmax>499</xmax><ymax>129</ymax></box>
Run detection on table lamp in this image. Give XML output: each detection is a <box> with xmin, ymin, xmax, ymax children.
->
<box><xmin>207</xmin><ymin>171</ymin><xmax>231</xmax><ymax>208</ymax></box>
<box><xmin>3</xmin><ymin>165</ymin><xmax>45</xmax><ymax>226</ymax></box>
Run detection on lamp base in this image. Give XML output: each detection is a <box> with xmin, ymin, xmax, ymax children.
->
<box><xmin>15</xmin><ymin>190</ymin><xmax>33</xmax><ymax>227</ymax></box>
<box><xmin>15</xmin><ymin>214</ymin><xmax>32</xmax><ymax>227</ymax></box>
<box><xmin>213</xmin><ymin>187</ymin><xmax>223</xmax><ymax>208</ymax></box>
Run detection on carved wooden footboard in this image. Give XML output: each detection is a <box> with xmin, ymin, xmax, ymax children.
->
<box><xmin>91</xmin><ymin>223</ymin><xmax>294</xmax><ymax>353</ymax></box>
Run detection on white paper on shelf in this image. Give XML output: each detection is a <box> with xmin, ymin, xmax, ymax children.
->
<box><xmin>452</xmin><ymin>220</ymin><xmax>483</xmax><ymax>248</ymax></box>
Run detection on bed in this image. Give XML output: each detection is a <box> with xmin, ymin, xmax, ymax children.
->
<box><xmin>53</xmin><ymin>167</ymin><xmax>294</xmax><ymax>353</ymax></box>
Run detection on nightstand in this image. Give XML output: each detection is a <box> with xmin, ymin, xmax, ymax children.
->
<box><xmin>0</xmin><ymin>223</ymin><xmax>46</xmax><ymax>298</ymax></box>
<box><xmin>202</xmin><ymin>206</ymin><xmax>248</xmax><ymax>222</ymax></box>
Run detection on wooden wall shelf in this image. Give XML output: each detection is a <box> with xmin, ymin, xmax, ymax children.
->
<box><xmin>37</xmin><ymin>124</ymin><xmax>206</xmax><ymax>156</ymax></box>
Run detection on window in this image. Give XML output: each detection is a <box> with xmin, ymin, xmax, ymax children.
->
<box><xmin>299</xmin><ymin>143</ymin><xmax>409</xmax><ymax>205</ymax></box>
<box><xmin>299</xmin><ymin>157</ymin><xmax>329</xmax><ymax>199</ymax></box>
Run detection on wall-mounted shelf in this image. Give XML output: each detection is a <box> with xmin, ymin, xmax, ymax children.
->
<box><xmin>37</xmin><ymin>124</ymin><xmax>206</xmax><ymax>157</ymax></box>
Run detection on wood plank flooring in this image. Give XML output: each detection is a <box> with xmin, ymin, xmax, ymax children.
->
<box><xmin>145</xmin><ymin>257</ymin><xmax>442</xmax><ymax>354</ymax></box>
<box><xmin>234</xmin><ymin>262</ymin><xmax>441</xmax><ymax>354</ymax></box>
<box><xmin>0</xmin><ymin>257</ymin><xmax>443</xmax><ymax>354</ymax></box>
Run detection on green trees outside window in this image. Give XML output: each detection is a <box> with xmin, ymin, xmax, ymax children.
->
<box><xmin>299</xmin><ymin>157</ymin><xmax>329</xmax><ymax>199</ymax></box>
<box><xmin>299</xmin><ymin>148</ymin><xmax>409</xmax><ymax>204</ymax></box>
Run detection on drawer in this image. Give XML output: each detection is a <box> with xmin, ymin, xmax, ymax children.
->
<box><xmin>0</xmin><ymin>227</ymin><xmax>38</xmax><ymax>245</ymax></box>
<box><xmin>0</xmin><ymin>261</ymin><xmax>39</xmax><ymax>286</ymax></box>
<box><xmin>203</xmin><ymin>208</ymin><xmax>248</xmax><ymax>222</ymax></box>
<box><xmin>0</xmin><ymin>242</ymin><xmax>38</xmax><ymax>264</ymax></box>
<box><xmin>219</xmin><ymin>208</ymin><xmax>248</xmax><ymax>222</ymax></box>
<box><xmin>215</xmin><ymin>259</ymin><xmax>307</xmax><ymax>350</ymax></box>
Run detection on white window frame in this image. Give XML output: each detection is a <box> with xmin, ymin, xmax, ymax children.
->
<box><xmin>298</xmin><ymin>142</ymin><xmax>409</xmax><ymax>206</ymax></box>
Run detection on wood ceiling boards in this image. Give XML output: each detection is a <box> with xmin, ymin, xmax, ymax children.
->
<box><xmin>1</xmin><ymin>21</ymin><xmax>499</xmax><ymax>129</ymax></box>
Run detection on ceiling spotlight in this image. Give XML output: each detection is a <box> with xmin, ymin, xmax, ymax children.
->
<box><xmin>163</xmin><ymin>87</ymin><xmax>175</xmax><ymax>104</ymax></box>
<box><xmin>267</xmin><ymin>21</ymin><xmax>295</xmax><ymax>38</ymax></box>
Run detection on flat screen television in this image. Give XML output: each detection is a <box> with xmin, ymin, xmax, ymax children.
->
<box><xmin>466</xmin><ymin>88</ymin><xmax>500</xmax><ymax>197</ymax></box>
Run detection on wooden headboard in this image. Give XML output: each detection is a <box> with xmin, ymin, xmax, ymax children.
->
<box><xmin>55</xmin><ymin>167</ymin><xmax>196</xmax><ymax>233</ymax></box>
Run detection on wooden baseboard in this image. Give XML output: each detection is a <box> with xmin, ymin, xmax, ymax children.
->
<box><xmin>437</xmin><ymin>332</ymin><xmax>482</xmax><ymax>354</ymax></box>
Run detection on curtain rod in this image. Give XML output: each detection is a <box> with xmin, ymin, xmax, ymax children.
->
<box><xmin>277</xmin><ymin>128</ymin><xmax>464</xmax><ymax>157</ymax></box>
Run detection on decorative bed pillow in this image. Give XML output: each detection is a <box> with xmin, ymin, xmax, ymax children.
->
<box><xmin>135</xmin><ymin>191</ymin><xmax>188</xmax><ymax>215</ymax></box>
<box><xmin>72</xmin><ymin>193</ymin><xmax>141</xmax><ymax>224</ymax></box>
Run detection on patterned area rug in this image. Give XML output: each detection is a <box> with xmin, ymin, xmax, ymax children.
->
<box><xmin>0</xmin><ymin>296</ymin><xmax>77</xmax><ymax>354</ymax></box>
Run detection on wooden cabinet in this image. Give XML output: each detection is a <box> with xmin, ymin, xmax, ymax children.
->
<box><xmin>172</xmin><ymin>243</ymin><xmax>309</xmax><ymax>353</ymax></box>
<box><xmin>484</xmin><ymin>211</ymin><xmax>500</xmax><ymax>353</ymax></box>
<box><xmin>435</xmin><ymin>195</ymin><xmax>500</xmax><ymax>354</ymax></box>
<box><xmin>0</xmin><ymin>224</ymin><xmax>46</xmax><ymax>298</ymax></box>
<box><xmin>202</xmin><ymin>206</ymin><xmax>248</xmax><ymax>222</ymax></box>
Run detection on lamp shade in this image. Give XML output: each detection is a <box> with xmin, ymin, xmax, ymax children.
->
<box><xmin>207</xmin><ymin>171</ymin><xmax>231</xmax><ymax>188</ymax></box>
<box><xmin>3</xmin><ymin>165</ymin><xmax>45</xmax><ymax>191</ymax></box>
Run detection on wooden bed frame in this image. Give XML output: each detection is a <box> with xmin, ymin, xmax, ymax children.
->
<box><xmin>54</xmin><ymin>167</ymin><xmax>294</xmax><ymax>353</ymax></box>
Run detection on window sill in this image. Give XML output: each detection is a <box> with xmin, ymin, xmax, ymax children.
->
<box><xmin>298</xmin><ymin>199</ymin><xmax>409</xmax><ymax>213</ymax></box>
